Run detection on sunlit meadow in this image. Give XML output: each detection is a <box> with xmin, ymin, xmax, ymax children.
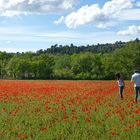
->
<box><xmin>0</xmin><ymin>80</ymin><xmax>139</xmax><ymax>140</ymax></box>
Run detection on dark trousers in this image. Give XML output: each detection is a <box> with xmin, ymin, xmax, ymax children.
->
<box><xmin>134</xmin><ymin>86</ymin><xmax>140</xmax><ymax>103</ymax></box>
<box><xmin>119</xmin><ymin>86</ymin><xmax>124</xmax><ymax>98</ymax></box>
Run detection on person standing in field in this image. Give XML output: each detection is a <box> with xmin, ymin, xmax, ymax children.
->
<box><xmin>131</xmin><ymin>70</ymin><xmax>140</xmax><ymax>103</ymax></box>
<box><xmin>115</xmin><ymin>73</ymin><xmax>125</xmax><ymax>99</ymax></box>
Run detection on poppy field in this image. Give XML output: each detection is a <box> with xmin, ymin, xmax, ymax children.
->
<box><xmin>0</xmin><ymin>80</ymin><xmax>139</xmax><ymax>140</ymax></box>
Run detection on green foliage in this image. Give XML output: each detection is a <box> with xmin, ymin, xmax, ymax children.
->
<box><xmin>0</xmin><ymin>39</ymin><xmax>140</xmax><ymax>80</ymax></box>
<box><xmin>5</xmin><ymin>53</ymin><xmax>54</xmax><ymax>79</ymax></box>
<box><xmin>0</xmin><ymin>51</ymin><xmax>13</xmax><ymax>78</ymax></box>
<box><xmin>53</xmin><ymin>55</ymin><xmax>73</xmax><ymax>79</ymax></box>
<box><xmin>43</xmin><ymin>41</ymin><xmax>125</xmax><ymax>55</ymax></box>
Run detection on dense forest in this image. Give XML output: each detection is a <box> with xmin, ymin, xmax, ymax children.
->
<box><xmin>0</xmin><ymin>38</ymin><xmax>139</xmax><ymax>80</ymax></box>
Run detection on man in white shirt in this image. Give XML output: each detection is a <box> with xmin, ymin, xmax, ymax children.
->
<box><xmin>131</xmin><ymin>70</ymin><xmax>140</xmax><ymax>103</ymax></box>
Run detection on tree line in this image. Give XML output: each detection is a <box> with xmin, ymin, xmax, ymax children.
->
<box><xmin>0</xmin><ymin>39</ymin><xmax>139</xmax><ymax>80</ymax></box>
<box><xmin>36</xmin><ymin>41</ymin><xmax>126</xmax><ymax>55</ymax></box>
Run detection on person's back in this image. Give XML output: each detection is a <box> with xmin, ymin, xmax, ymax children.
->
<box><xmin>131</xmin><ymin>72</ymin><xmax>140</xmax><ymax>87</ymax></box>
<box><xmin>131</xmin><ymin>70</ymin><xmax>140</xmax><ymax>103</ymax></box>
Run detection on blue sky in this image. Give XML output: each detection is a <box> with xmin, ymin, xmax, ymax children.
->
<box><xmin>0</xmin><ymin>0</ymin><xmax>140</xmax><ymax>52</ymax></box>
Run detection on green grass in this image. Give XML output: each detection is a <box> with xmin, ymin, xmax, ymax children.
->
<box><xmin>0</xmin><ymin>94</ymin><xmax>139</xmax><ymax>140</ymax></box>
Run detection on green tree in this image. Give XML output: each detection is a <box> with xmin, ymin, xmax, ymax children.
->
<box><xmin>53</xmin><ymin>55</ymin><xmax>73</xmax><ymax>79</ymax></box>
<box><xmin>36</xmin><ymin>54</ymin><xmax>55</xmax><ymax>79</ymax></box>
<box><xmin>71</xmin><ymin>52</ymin><xmax>93</xmax><ymax>79</ymax></box>
<box><xmin>0</xmin><ymin>52</ymin><xmax>13</xmax><ymax>78</ymax></box>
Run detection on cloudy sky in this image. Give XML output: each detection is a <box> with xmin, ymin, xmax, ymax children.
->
<box><xmin>0</xmin><ymin>0</ymin><xmax>140</xmax><ymax>52</ymax></box>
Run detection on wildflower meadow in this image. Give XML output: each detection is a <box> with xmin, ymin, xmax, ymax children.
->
<box><xmin>0</xmin><ymin>80</ymin><xmax>139</xmax><ymax>140</ymax></box>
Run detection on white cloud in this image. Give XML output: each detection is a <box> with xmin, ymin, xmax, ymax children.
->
<box><xmin>54</xmin><ymin>16</ymin><xmax>64</xmax><ymax>25</ymax></box>
<box><xmin>119</xmin><ymin>9</ymin><xmax>140</xmax><ymax>20</ymax></box>
<box><xmin>1</xmin><ymin>10</ymin><xmax>28</xmax><ymax>17</ymax></box>
<box><xmin>65</xmin><ymin>4</ymin><xmax>102</xmax><ymax>28</ymax></box>
<box><xmin>64</xmin><ymin>0</ymin><xmax>136</xmax><ymax>28</ymax></box>
<box><xmin>0</xmin><ymin>0</ymin><xmax>77</xmax><ymax>17</ymax></box>
<box><xmin>97</xmin><ymin>21</ymin><xmax>118</xmax><ymax>29</ymax></box>
<box><xmin>102</xmin><ymin>0</ymin><xmax>132</xmax><ymax>16</ymax></box>
<box><xmin>117</xmin><ymin>25</ymin><xmax>140</xmax><ymax>35</ymax></box>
